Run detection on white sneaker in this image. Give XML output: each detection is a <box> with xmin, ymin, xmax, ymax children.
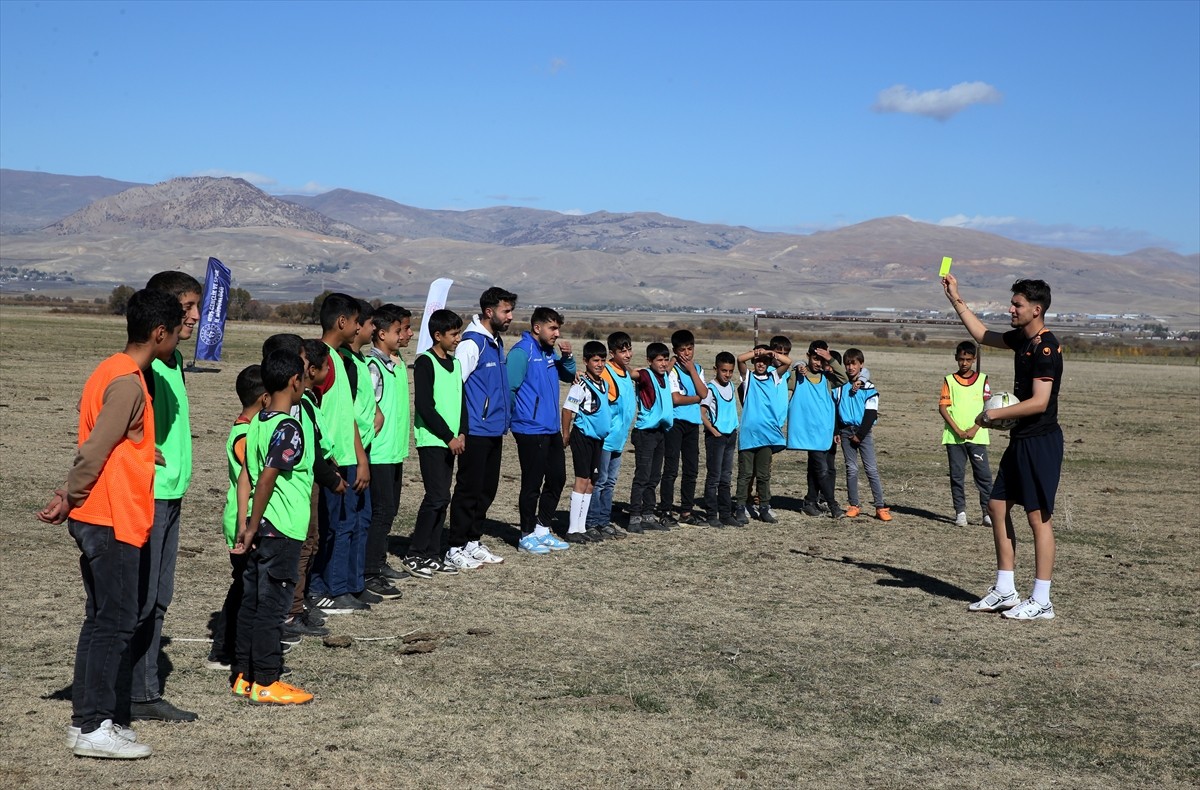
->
<box><xmin>983</xmin><ymin>513</ymin><xmax>994</xmax><ymax>528</ymax></box>
<box><xmin>446</xmin><ymin>547</ymin><xmax>482</xmax><ymax>570</ymax></box>
<box><xmin>466</xmin><ymin>542</ymin><xmax>505</xmax><ymax>565</ymax></box>
<box><xmin>954</xmin><ymin>512</ymin><xmax>968</xmax><ymax>527</ymax></box>
<box><xmin>72</xmin><ymin>720</ymin><xmax>152</xmax><ymax>759</ymax></box>
<box><xmin>67</xmin><ymin>723</ymin><xmax>139</xmax><ymax>749</ymax></box>
<box><xmin>968</xmin><ymin>586</ymin><xmax>1022</xmax><ymax>612</ymax></box>
<box><xmin>1001</xmin><ymin>597</ymin><xmax>1055</xmax><ymax>620</ymax></box>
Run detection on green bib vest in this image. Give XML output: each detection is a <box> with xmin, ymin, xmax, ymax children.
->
<box><xmin>151</xmin><ymin>350</ymin><xmax>192</xmax><ymax>499</ymax></box>
<box><xmin>324</xmin><ymin>343</ymin><xmax>358</xmax><ymax>466</ymax></box>
<box><xmin>368</xmin><ymin>353</ymin><xmax>411</xmax><ymax>464</ymax></box>
<box><xmin>942</xmin><ymin>373</ymin><xmax>990</xmax><ymax>446</ymax></box>
<box><xmin>415</xmin><ymin>352</ymin><xmax>462</xmax><ymax>449</ymax></box>
<box><xmin>222</xmin><ymin>420</ymin><xmax>251</xmax><ymax>548</ymax></box>
<box><xmin>247</xmin><ymin>411</ymin><xmax>313</xmax><ymax>540</ymax></box>
<box><xmin>342</xmin><ymin>349</ymin><xmax>377</xmax><ymax>452</ymax></box>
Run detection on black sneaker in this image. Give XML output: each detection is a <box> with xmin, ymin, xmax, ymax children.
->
<box><xmin>283</xmin><ymin>614</ymin><xmax>330</xmax><ymax>638</ymax></box>
<box><xmin>599</xmin><ymin>523</ymin><xmax>627</xmax><ymax>539</ymax></box>
<box><xmin>801</xmin><ymin>501</ymin><xmax>823</xmax><ymax>517</ymax></box>
<box><xmin>720</xmin><ymin>514</ymin><xmax>741</xmax><ymax>527</ymax></box>
<box><xmin>281</xmin><ymin>641</ymin><xmax>293</xmax><ymax>654</ymax></box>
<box><xmin>130</xmin><ymin>698</ymin><xmax>198</xmax><ymax>723</ymax></box>
<box><xmin>424</xmin><ymin>556</ymin><xmax>459</xmax><ymax>575</ymax></box>
<box><xmin>706</xmin><ymin>515</ymin><xmax>724</xmax><ymax>528</ymax></box>
<box><xmin>402</xmin><ymin>556</ymin><xmax>435</xmax><ymax>580</ymax></box>
<box><xmin>365</xmin><ymin>575</ymin><xmax>403</xmax><ymax>600</ymax></box>
<box><xmin>321</xmin><ymin>593</ymin><xmax>369</xmax><ymax>614</ymax></box>
<box><xmin>564</xmin><ymin>531</ymin><xmax>591</xmax><ymax>544</ymax></box>
<box><xmin>378</xmin><ymin>562</ymin><xmax>411</xmax><ymax>582</ymax></box>
<box><xmin>301</xmin><ymin>608</ymin><xmax>327</xmax><ymax>628</ymax></box>
<box><xmin>356</xmin><ymin>588</ymin><xmax>384</xmax><ymax>604</ymax></box>
<box><xmin>644</xmin><ymin>515</ymin><xmax>671</xmax><ymax>531</ymax></box>
<box><xmin>280</xmin><ymin>663</ymin><xmax>293</xmax><ymax>677</ymax></box>
<box><xmin>585</xmin><ymin>527</ymin><xmax>606</xmax><ymax>542</ymax></box>
<box><xmin>625</xmin><ymin>516</ymin><xmax>645</xmax><ymax>534</ymax></box>
<box><xmin>656</xmin><ymin>512</ymin><xmax>680</xmax><ymax>528</ymax></box>
<box><xmin>307</xmin><ymin>593</ymin><xmax>341</xmax><ymax>613</ymax></box>
<box><xmin>830</xmin><ymin>507</ymin><xmax>845</xmax><ymax>520</ymax></box>
<box><xmin>280</xmin><ymin>631</ymin><xmax>302</xmax><ymax>646</ymax></box>
<box><xmin>735</xmin><ymin>506</ymin><xmax>750</xmax><ymax>525</ymax></box>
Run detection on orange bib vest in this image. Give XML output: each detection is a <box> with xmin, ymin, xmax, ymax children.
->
<box><xmin>69</xmin><ymin>353</ymin><xmax>157</xmax><ymax>546</ymax></box>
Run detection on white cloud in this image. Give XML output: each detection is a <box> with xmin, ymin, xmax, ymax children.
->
<box><xmin>193</xmin><ymin>169</ymin><xmax>278</xmax><ymax>187</ymax></box>
<box><xmin>560</xmin><ymin>208</ymin><xmax>584</xmax><ymax>216</ymax></box>
<box><xmin>549</xmin><ymin>57</ymin><xmax>567</xmax><ymax>75</ymax></box>
<box><xmin>935</xmin><ymin>214</ymin><xmax>1172</xmax><ymax>253</ymax></box>
<box><xmin>288</xmin><ymin>181</ymin><xmax>333</xmax><ymax>195</ymax></box>
<box><xmin>873</xmin><ymin>81</ymin><xmax>1002</xmax><ymax>121</ymax></box>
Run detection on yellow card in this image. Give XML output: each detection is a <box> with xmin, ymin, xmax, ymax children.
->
<box><xmin>939</xmin><ymin>256</ymin><xmax>953</xmax><ymax>276</ymax></box>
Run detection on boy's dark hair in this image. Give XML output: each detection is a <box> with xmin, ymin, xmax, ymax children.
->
<box><xmin>715</xmin><ymin>351</ymin><xmax>736</xmax><ymax>367</ymax></box>
<box><xmin>843</xmin><ymin>348</ymin><xmax>865</xmax><ymax>364</ymax></box>
<box><xmin>378</xmin><ymin>302</ymin><xmax>412</xmax><ymax>320</ymax></box>
<box><xmin>752</xmin><ymin>343</ymin><xmax>771</xmax><ymax>355</ymax></box>
<box><xmin>356</xmin><ymin>298</ymin><xmax>375</xmax><ymax>324</ymax></box>
<box><xmin>828</xmin><ymin>349</ymin><xmax>843</xmax><ymax>365</ymax></box>
<box><xmin>607</xmin><ymin>331</ymin><xmax>632</xmax><ymax>351</ymax></box>
<box><xmin>145</xmin><ymin>270</ymin><xmax>202</xmax><ymax>298</ymax></box>
<box><xmin>303</xmin><ymin>338</ymin><xmax>330</xmax><ymax>370</ymax></box>
<box><xmin>955</xmin><ymin>340</ymin><xmax>978</xmax><ymax>357</ymax></box>
<box><xmin>646</xmin><ymin>342</ymin><xmax>670</xmax><ymax>360</ymax></box>
<box><xmin>531</xmin><ymin>306</ymin><xmax>564</xmax><ymax>327</ymax></box>
<box><xmin>582</xmin><ymin>341</ymin><xmax>607</xmax><ymax>359</ymax></box>
<box><xmin>807</xmin><ymin>339</ymin><xmax>829</xmax><ymax>356</ymax></box>
<box><xmin>670</xmin><ymin>329</ymin><xmax>695</xmax><ymax>350</ymax></box>
<box><xmin>428</xmin><ymin>309</ymin><xmax>463</xmax><ymax>338</ymax></box>
<box><xmin>480</xmin><ymin>287</ymin><xmax>518</xmax><ymax>312</ymax></box>
<box><xmin>769</xmin><ymin>335</ymin><xmax>792</xmax><ymax>353</ymax></box>
<box><xmin>261</xmin><ymin>350</ymin><xmax>304</xmax><ymax>394</ymax></box>
<box><xmin>263</xmin><ymin>333</ymin><xmax>304</xmax><ymax>359</ymax></box>
<box><xmin>319</xmin><ymin>292</ymin><xmax>361</xmax><ymax>331</ymax></box>
<box><xmin>1013</xmin><ymin>278</ymin><xmax>1052</xmax><ymax>311</ymax></box>
<box><xmin>370</xmin><ymin>304</ymin><xmax>404</xmax><ymax>340</ymax></box>
<box><xmin>235</xmin><ymin>364</ymin><xmax>266</xmax><ymax>407</ymax></box>
<box><xmin>127</xmin><ymin>289</ymin><xmax>184</xmax><ymax>343</ymax></box>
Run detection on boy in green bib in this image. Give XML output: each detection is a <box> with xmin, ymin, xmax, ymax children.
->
<box><xmin>939</xmin><ymin>341</ymin><xmax>994</xmax><ymax>528</ymax></box>
<box><xmin>128</xmin><ymin>270</ymin><xmax>201</xmax><ymax>723</ymax></box>
<box><xmin>408</xmin><ymin>310</ymin><xmax>468</xmax><ymax>577</ymax></box>
<box><xmin>230</xmin><ymin>350</ymin><xmax>314</xmax><ymax>705</ymax></box>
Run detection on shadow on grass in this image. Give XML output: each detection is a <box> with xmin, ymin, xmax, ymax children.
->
<box><xmin>790</xmin><ymin>548</ymin><xmax>976</xmax><ymax>602</ymax></box>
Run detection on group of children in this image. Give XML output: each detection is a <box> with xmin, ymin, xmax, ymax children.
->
<box><xmin>46</xmin><ymin>278</ymin><xmax>1014</xmax><ymax>760</ymax></box>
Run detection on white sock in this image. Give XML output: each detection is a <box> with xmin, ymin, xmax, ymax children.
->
<box><xmin>568</xmin><ymin>492</ymin><xmax>587</xmax><ymax>534</ymax></box>
<box><xmin>995</xmin><ymin>569</ymin><xmax>1016</xmax><ymax>595</ymax></box>
<box><xmin>1031</xmin><ymin>578</ymin><xmax>1052</xmax><ymax>606</ymax></box>
<box><xmin>533</xmin><ymin>523</ymin><xmax>550</xmax><ymax>538</ymax></box>
<box><xmin>465</xmin><ymin>540</ymin><xmax>479</xmax><ymax>552</ymax></box>
<box><xmin>582</xmin><ymin>493</ymin><xmax>592</xmax><ymax>528</ymax></box>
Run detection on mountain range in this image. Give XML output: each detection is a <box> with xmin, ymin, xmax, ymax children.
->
<box><xmin>1</xmin><ymin>168</ymin><xmax>1196</xmax><ymax>320</ymax></box>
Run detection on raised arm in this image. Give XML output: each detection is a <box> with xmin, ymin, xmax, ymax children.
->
<box><xmin>943</xmin><ymin>274</ymin><xmax>1007</xmax><ymax>349</ymax></box>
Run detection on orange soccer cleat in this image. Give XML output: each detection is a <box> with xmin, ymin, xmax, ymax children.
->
<box><xmin>249</xmin><ymin>680</ymin><xmax>314</xmax><ymax>705</ymax></box>
<box><xmin>875</xmin><ymin>507</ymin><xmax>893</xmax><ymax>522</ymax></box>
<box><xmin>232</xmin><ymin>674</ymin><xmax>251</xmax><ymax>698</ymax></box>
<box><xmin>845</xmin><ymin>505</ymin><xmax>861</xmax><ymax>518</ymax></box>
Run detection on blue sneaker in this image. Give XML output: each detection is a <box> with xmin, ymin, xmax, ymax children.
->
<box><xmin>518</xmin><ymin>534</ymin><xmax>551</xmax><ymax>555</ymax></box>
<box><xmin>538</xmin><ymin>532</ymin><xmax>570</xmax><ymax>551</ymax></box>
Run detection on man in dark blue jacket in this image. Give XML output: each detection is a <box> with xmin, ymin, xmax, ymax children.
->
<box><xmin>446</xmin><ymin>287</ymin><xmax>517</xmax><ymax>568</ymax></box>
<box><xmin>508</xmin><ymin>306</ymin><xmax>577</xmax><ymax>554</ymax></box>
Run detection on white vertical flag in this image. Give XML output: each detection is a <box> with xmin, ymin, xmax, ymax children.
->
<box><xmin>416</xmin><ymin>277</ymin><xmax>454</xmax><ymax>354</ymax></box>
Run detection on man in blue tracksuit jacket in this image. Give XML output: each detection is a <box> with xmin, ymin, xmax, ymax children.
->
<box><xmin>447</xmin><ymin>287</ymin><xmax>517</xmax><ymax>566</ymax></box>
<box><xmin>508</xmin><ymin>306</ymin><xmax>577</xmax><ymax>554</ymax></box>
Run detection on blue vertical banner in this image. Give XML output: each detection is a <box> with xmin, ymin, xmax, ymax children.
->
<box><xmin>195</xmin><ymin>256</ymin><xmax>231</xmax><ymax>362</ymax></box>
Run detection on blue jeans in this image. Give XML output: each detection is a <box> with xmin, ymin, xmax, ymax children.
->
<box><xmin>70</xmin><ymin>520</ymin><xmax>140</xmax><ymax>732</ymax></box>
<box><xmin>839</xmin><ymin>428</ymin><xmax>886</xmax><ymax>509</ymax></box>
<box><xmin>586</xmin><ymin>450</ymin><xmax>624</xmax><ymax>527</ymax></box>
<box><xmin>312</xmin><ymin>465</ymin><xmax>371</xmax><ymax>597</ymax></box>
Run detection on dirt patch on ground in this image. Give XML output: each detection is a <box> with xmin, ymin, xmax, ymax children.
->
<box><xmin>1</xmin><ymin>310</ymin><xmax>1197</xmax><ymax>788</ymax></box>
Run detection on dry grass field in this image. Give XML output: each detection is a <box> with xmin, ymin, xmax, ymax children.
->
<box><xmin>1</xmin><ymin>308</ymin><xmax>1197</xmax><ymax>789</ymax></box>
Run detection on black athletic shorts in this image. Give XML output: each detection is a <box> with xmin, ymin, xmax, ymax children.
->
<box><xmin>990</xmin><ymin>426</ymin><xmax>1063</xmax><ymax>517</ymax></box>
<box><xmin>569</xmin><ymin>427</ymin><xmax>604</xmax><ymax>481</ymax></box>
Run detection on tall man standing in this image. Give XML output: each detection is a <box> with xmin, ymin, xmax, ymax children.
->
<box><xmin>447</xmin><ymin>287</ymin><xmax>518</xmax><ymax>567</ymax></box>
<box><xmin>943</xmin><ymin>274</ymin><xmax>1064</xmax><ymax>621</ymax></box>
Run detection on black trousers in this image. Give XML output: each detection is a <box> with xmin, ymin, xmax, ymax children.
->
<box><xmin>233</xmin><ymin>535</ymin><xmax>301</xmax><ymax>687</ymax></box>
<box><xmin>629</xmin><ymin>428</ymin><xmax>667</xmax><ymax>517</ymax></box>
<box><xmin>70</xmin><ymin>520</ymin><xmax>140</xmax><ymax>733</ymax></box>
<box><xmin>413</xmin><ymin>446</ymin><xmax>454</xmax><ymax>557</ymax></box>
<box><xmin>449</xmin><ymin>434</ymin><xmax>504</xmax><ymax>545</ymax></box>
<box><xmin>704</xmin><ymin>431</ymin><xmax>738</xmax><ymax>517</ymax></box>
<box><xmin>660</xmin><ymin>420</ymin><xmax>700</xmax><ymax>513</ymax></box>
<box><xmin>211</xmin><ymin>550</ymin><xmax>250</xmax><ymax>662</ymax></box>
<box><xmin>805</xmin><ymin>443</ymin><xmax>839</xmax><ymax>508</ymax></box>
<box><xmin>514</xmin><ymin>432</ymin><xmax>566</xmax><ymax>533</ymax></box>
<box><xmin>366</xmin><ymin>462</ymin><xmax>403</xmax><ymax>576</ymax></box>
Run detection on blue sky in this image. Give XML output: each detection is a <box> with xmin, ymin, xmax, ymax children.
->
<box><xmin>2</xmin><ymin>0</ymin><xmax>1197</xmax><ymax>253</ymax></box>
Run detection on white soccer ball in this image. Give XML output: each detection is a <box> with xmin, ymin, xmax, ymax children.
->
<box><xmin>983</xmin><ymin>392</ymin><xmax>1021</xmax><ymax>430</ymax></box>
